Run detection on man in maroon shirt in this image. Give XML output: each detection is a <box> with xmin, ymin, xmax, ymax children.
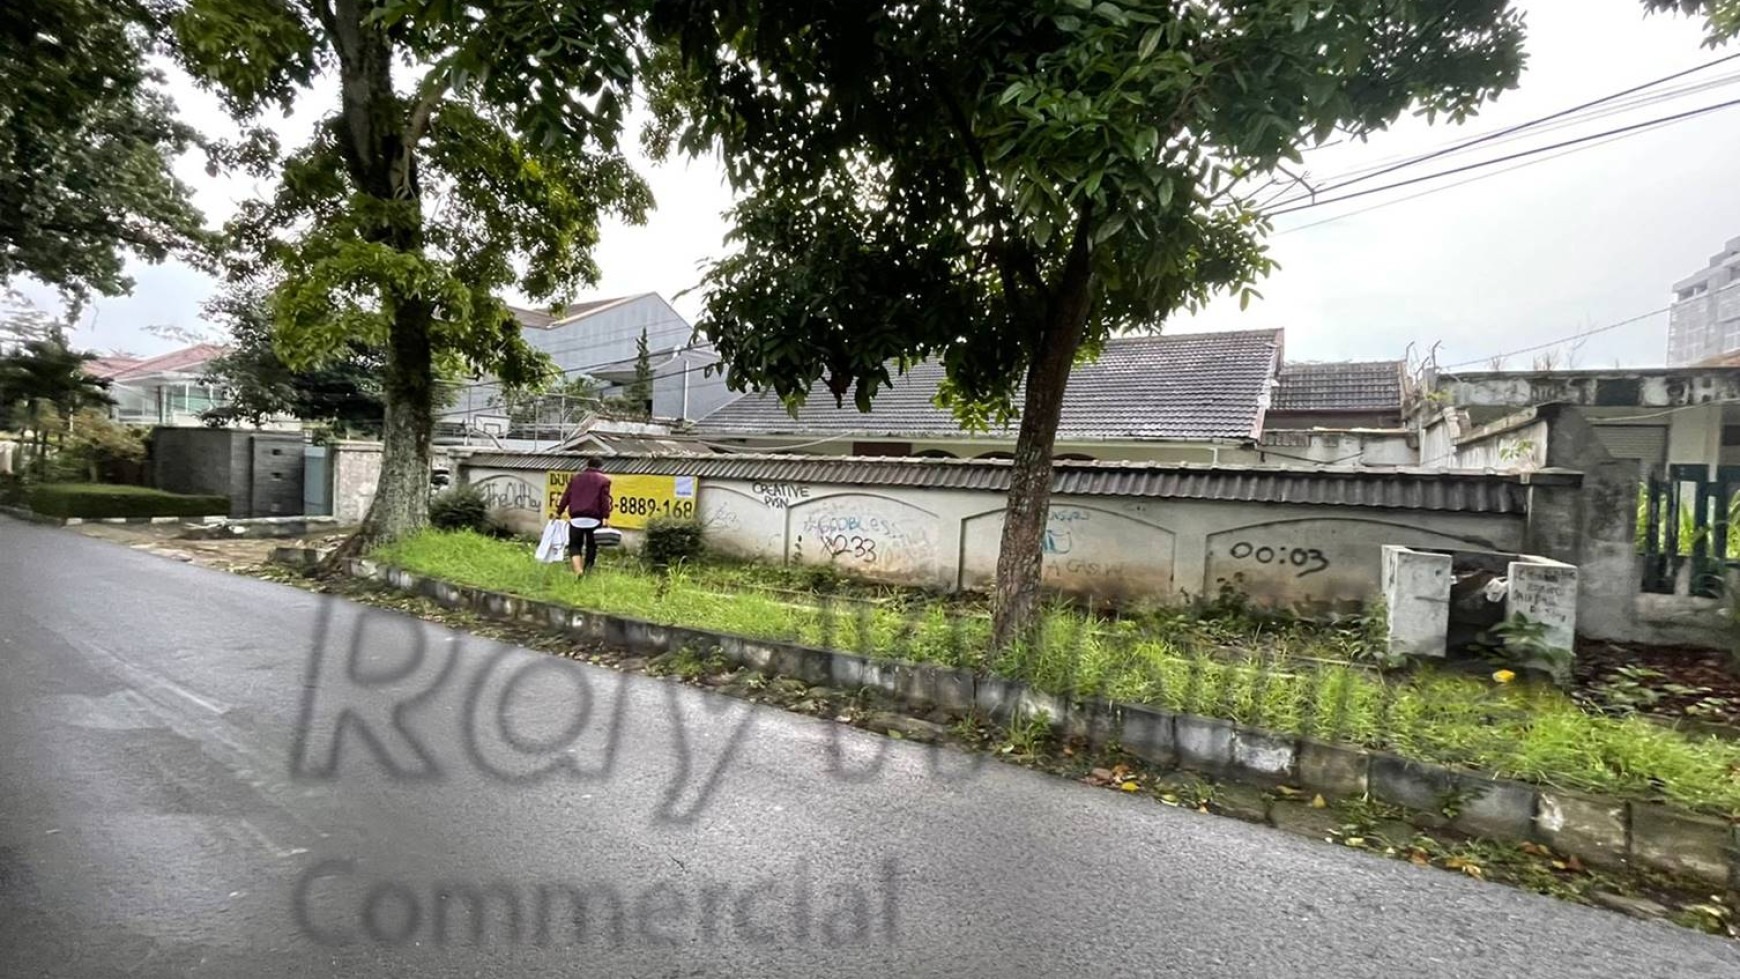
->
<box><xmin>555</xmin><ymin>457</ymin><xmax>612</xmax><ymax>576</ymax></box>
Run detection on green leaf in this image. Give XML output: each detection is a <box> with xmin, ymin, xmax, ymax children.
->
<box><xmin>1139</xmin><ymin>26</ymin><xmax>1163</xmax><ymax>60</ymax></box>
<box><xmin>1158</xmin><ymin>177</ymin><xmax>1174</xmax><ymax>208</ymax></box>
<box><xmin>1291</xmin><ymin>2</ymin><xmax>1310</xmax><ymax>33</ymax></box>
<box><xmin>1092</xmin><ymin>211</ymin><xmax>1127</xmax><ymax>245</ymax></box>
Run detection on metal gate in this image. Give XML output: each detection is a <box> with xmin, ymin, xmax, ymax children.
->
<box><xmin>1641</xmin><ymin>463</ymin><xmax>1740</xmax><ymax>595</ymax></box>
<box><xmin>303</xmin><ymin>444</ymin><xmax>331</xmax><ymax>516</ymax></box>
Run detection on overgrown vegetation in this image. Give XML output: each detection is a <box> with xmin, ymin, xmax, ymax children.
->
<box><xmin>642</xmin><ymin>515</ymin><xmax>704</xmax><ymax>568</ymax></box>
<box><xmin>377</xmin><ymin>530</ymin><xmax>1740</xmax><ymax>816</ymax></box>
<box><xmin>427</xmin><ymin>485</ymin><xmax>492</xmax><ymax>534</ymax></box>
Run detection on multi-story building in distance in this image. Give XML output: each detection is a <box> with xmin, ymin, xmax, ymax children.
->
<box><xmin>1667</xmin><ymin>235</ymin><xmax>1740</xmax><ymax>366</ymax></box>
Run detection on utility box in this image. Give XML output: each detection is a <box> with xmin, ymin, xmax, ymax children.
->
<box><xmin>150</xmin><ymin>427</ymin><xmax>306</xmax><ymax>518</ymax></box>
<box><xmin>1382</xmin><ymin>545</ymin><xmax>1579</xmax><ymax>682</ymax></box>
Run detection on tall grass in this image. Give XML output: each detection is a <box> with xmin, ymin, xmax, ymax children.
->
<box><xmin>376</xmin><ymin>530</ymin><xmax>1740</xmax><ymax>816</ymax></box>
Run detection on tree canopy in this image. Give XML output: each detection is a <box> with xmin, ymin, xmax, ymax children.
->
<box><xmin>0</xmin><ymin>0</ymin><xmax>206</xmax><ymax>306</ymax></box>
<box><xmin>198</xmin><ymin>283</ymin><xmax>385</xmax><ymax>432</ymax></box>
<box><xmin>646</xmin><ymin>0</ymin><xmax>1545</xmax><ymax>643</ymax></box>
<box><xmin>175</xmin><ymin>0</ymin><xmax>654</xmax><ymax>542</ymax></box>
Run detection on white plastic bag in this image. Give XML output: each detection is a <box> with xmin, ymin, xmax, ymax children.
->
<box><xmin>534</xmin><ymin>519</ymin><xmax>568</xmax><ymax>563</ymax></box>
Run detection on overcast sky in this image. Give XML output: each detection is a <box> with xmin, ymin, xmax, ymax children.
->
<box><xmin>17</xmin><ymin>0</ymin><xmax>1740</xmax><ymax>371</ymax></box>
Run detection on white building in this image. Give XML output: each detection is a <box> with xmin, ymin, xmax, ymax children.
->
<box><xmin>439</xmin><ymin>293</ymin><xmax>731</xmax><ymax>442</ymax></box>
<box><xmin>1667</xmin><ymin>235</ymin><xmax>1740</xmax><ymax>367</ymax></box>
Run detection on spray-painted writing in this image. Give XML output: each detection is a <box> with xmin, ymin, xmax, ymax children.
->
<box><xmin>753</xmin><ymin>482</ymin><xmax>811</xmax><ymax>508</ymax></box>
<box><xmin>1227</xmin><ymin>541</ymin><xmax>1330</xmax><ymax>578</ymax></box>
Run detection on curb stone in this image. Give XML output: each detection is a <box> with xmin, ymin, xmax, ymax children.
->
<box><xmin>355</xmin><ymin>562</ymin><xmax>1740</xmax><ymax>891</ymax></box>
<box><xmin>1297</xmin><ymin>738</ymin><xmax>1369</xmax><ymax>799</ymax></box>
<box><xmin>1629</xmin><ymin>803</ymin><xmax>1733</xmax><ymax>884</ymax></box>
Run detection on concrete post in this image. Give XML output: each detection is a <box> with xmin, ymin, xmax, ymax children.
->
<box><xmin>1382</xmin><ymin>545</ymin><xmax>1452</xmax><ymax>660</ymax></box>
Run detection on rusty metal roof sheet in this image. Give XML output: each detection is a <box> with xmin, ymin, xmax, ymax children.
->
<box><xmin>456</xmin><ymin>450</ymin><xmax>1553</xmax><ymax>514</ymax></box>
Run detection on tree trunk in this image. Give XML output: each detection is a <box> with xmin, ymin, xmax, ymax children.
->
<box><xmin>317</xmin><ymin>0</ymin><xmax>433</xmax><ymax>567</ymax></box>
<box><xmin>355</xmin><ymin>301</ymin><xmax>435</xmax><ymax>546</ymax></box>
<box><xmin>989</xmin><ymin>221</ymin><xmax>1095</xmax><ymax>651</ymax></box>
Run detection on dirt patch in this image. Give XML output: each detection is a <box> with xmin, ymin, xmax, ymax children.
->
<box><xmin>71</xmin><ymin>522</ymin><xmax>351</xmax><ymax>573</ymax></box>
<box><xmin>1575</xmin><ymin>639</ymin><xmax>1740</xmax><ymax>729</ymax></box>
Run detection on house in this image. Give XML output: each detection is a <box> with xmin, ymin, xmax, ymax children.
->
<box><xmin>1252</xmin><ymin>359</ymin><xmax>1415</xmax><ymax>466</ymax></box>
<box><xmin>694</xmin><ymin>329</ymin><xmax>1284</xmax><ymax>463</ymax></box>
<box><xmin>1419</xmin><ymin>364</ymin><xmax>1740</xmax><ymax>476</ymax></box>
<box><xmin>89</xmin><ymin>343</ymin><xmax>231</xmax><ymax>427</ymax></box>
<box><xmin>438</xmin><ymin>293</ymin><xmax>731</xmax><ymax>441</ymax></box>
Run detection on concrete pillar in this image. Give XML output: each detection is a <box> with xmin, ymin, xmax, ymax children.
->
<box><xmin>1382</xmin><ymin>545</ymin><xmax>1452</xmax><ymax>659</ymax></box>
<box><xmin>1507</xmin><ymin>557</ymin><xmax>1578</xmax><ymax>653</ymax></box>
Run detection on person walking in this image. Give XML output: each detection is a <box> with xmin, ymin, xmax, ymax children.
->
<box><xmin>555</xmin><ymin>457</ymin><xmax>613</xmax><ymax>577</ymax></box>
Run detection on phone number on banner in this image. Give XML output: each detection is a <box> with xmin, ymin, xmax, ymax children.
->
<box><xmin>615</xmin><ymin>496</ymin><xmax>696</xmax><ymax>520</ymax></box>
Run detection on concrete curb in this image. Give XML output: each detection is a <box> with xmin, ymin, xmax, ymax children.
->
<box><xmin>348</xmin><ymin>559</ymin><xmax>1740</xmax><ymax>891</ymax></box>
<box><xmin>0</xmin><ymin>504</ymin><xmax>227</xmax><ymax>527</ymax></box>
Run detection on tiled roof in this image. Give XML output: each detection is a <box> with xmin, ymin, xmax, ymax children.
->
<box><xmin>460</xmin><ymin>449</ymin><xmax>1549</xmax><ymax>514</ymax></box>
<box><xmin>106</xmin><ymin>343</ymin><xmax>228</xmax><ymax>381</ymax></box>
<box><xmin>696</xmin><ymin>329</ymin><xmax>1283</xmax><ymax>442</ymax></box>
<box><xmin>86</xmin><ymin>355</ymin><xmax>142</xmax><ymax>379</ymax></box>
<box><xmin>509</xmin><ymin>294</ymin><xmax>650</xmax><ymax>330</ymax></box>
<box><xmin>1272</xmin><ymin>360</ymin><xmax>1403</xmax><ymax>412</ymax></box>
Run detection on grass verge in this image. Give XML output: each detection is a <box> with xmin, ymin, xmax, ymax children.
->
<box><xmin>374</xmin><ymin>530</ymin><xmax>1740</xmax><ymax>817</ymax></box>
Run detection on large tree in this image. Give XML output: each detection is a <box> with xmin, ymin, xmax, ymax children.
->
<box><xmin>0</xmin><ymin>0</ymin><xmax>205</xmax><ymax>306</ymax></box>
<box><xmin>651</xmin><ymin>0</ymin><xmax>1738</xmax><ymax>648</ymax></box>
<box><xmin>174</xmin><ymin>0</ymin><xmax>652</xmax><ymax>548</ymax></box>
<box><xmin>646</xmin><ymin>0</ymin><xmax>1549</xmax><ymax>647</ymax></box>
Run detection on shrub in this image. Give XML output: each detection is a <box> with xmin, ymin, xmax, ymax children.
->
<box><xmin>25</xmin><ymin>483</ymin><xmax>228</xmax><ymax>519</ymax></box>
<box><xmin>46</xmin><ymin>410</ymin><xmax>148</xmax><ymax>483</ymax></box>
<box><xmin>428</xmin><ymin>485</ymin><xmax>492</xmax><ymax>533</ymax></box>
<box><xmin>644</xmin><ymin>515</ymin><xmax>705</xmax><ymax>568</ymax></box>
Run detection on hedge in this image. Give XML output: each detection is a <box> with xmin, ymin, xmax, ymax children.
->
<box><xmin>24</xmin><ymin>483</ymin><xmax>229</xmax><ymax>519</ymax></box>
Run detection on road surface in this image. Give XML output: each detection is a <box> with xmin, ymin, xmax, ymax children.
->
<box><xmin>0</xmin><ymin>516</ymin><xmax>1732</xmax><ymax>978</ymax></box>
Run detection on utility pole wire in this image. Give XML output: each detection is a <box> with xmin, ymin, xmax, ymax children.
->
<box><xmin>1268</xmin><ymin>51</ymin><xmax>1740</xmax><ymax>209</ymax></box>
<box><xmin>1268</xmin><ymin>96</ymin><xmax>1740</xmax><ymax>217</ymax></box>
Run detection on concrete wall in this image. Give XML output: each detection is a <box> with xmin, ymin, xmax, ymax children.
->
<box><xmin>327</xmin><ymin>440</ymin><xmax>454</xmax><ymax>525</ymax></box>
<box><xmin>149</xmin><ymin>428</ymin><xmax>305</xmax><ymax>518</ymax></box>
<box><xmin>458</xmin><ymin>458</ymin><xmax>1526</xmax><ymax>610</ymax></box>
<box><xmin>1253</xmin><ymin>429</ymin><xmax>1416</xmax><ymax>467</ymax></box>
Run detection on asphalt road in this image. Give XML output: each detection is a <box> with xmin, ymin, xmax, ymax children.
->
<box><xmin>0</xmin><ymin>516</ymin><xmax>1733</xmax><ymax>978</ymax></box>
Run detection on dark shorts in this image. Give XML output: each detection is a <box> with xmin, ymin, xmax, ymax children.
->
<box><xmin>568</xmin><ymin>520</ymin><xmax>599</xmax><ymax>556</ymax></box>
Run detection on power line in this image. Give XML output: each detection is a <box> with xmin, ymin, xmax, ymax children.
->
<box><xmin>1437</xmin><ymin>307</ymin><xmax>1670</xmax><ymax>371</ymax></box>
<box><xmin>1268</xmin><ymin>96</ymin><xmax>1740</xmax><ymax>217</ymax></box>
<box><xmin>1272</xmin><ymin>124</ymin><xmax>1656</xmax><ymax>236</ymax></box>
<box><xmin>1286</xmin><ymin>68</ymin><xmax>1740</xmax><ymax>197</ymax></box>
<box><xmin>1268</xmin><ymin>51</ymin><xmax>1740</xmax><ymax>209</ymax></box>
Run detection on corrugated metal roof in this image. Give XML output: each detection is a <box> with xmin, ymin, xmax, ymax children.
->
<box><xmin>457</xmin><ymin>450</ymin><xmax>1551</xmax><ymax>514</ymax></box>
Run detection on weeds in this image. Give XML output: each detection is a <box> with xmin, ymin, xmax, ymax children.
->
<box><xmin>374</xmin><ymin>530</ymin><xmax>1740</xmax><ymax>817</ymax></box>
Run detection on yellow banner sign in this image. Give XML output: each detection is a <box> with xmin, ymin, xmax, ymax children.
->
<box><xmin>544</xmin><ymin>471</ymin><xmax>698</xmax><ymax>530</ymax></box>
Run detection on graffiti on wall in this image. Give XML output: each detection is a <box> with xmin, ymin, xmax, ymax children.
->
<box><xmin>696</xmin><ymin>485</ymin><xmax>790</xmax><ymax>561</ymax></box>
<box><xmin>471</xmin><ymin>474</ymin><xmax>541</xmax><ymax>513</ymax></box>
<box><xmin>753</xmin><ymin>482</ymin><xmax>811</xmax><ymax>509</ymax></box>
<box><xmin>1204</xmin><ymin>518</ymin><xmax>1489</xmax><ymax>607</ymax></box>
<box><xmin>788</xmin><ymin>494</ymin><xmax>939</xmax><ymax>582</ymax></box>
<box><xmin>959</xmin><ymin>503</ymin><xmax>1175</xmax><ymax>600</ymax></box>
